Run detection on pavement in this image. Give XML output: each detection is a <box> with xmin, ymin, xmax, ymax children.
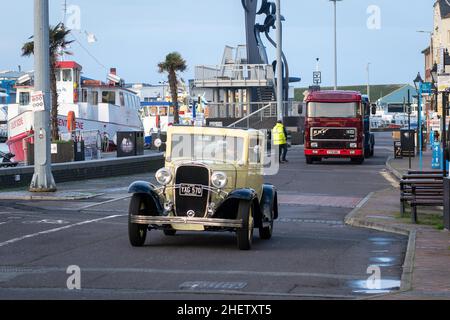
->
<box><xmin>0</xmin><ymin>132</ymin><xmax>446</xmax><ymax>300</ymax></box>
<box><xmin>346</xmin><ymin>146</ymin><xmax>450</xmax><ymax>300</ymax></box>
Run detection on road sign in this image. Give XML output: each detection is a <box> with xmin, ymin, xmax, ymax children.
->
<box><xmin>432</xmin><ymin>141</ymin><xmax>442</xmax><ymax>169</ymax></box>
<box><xmin>420</xmin><ymin>82</ymin><xmax>433</xmax><ymax>94</ymax></box>
<box><xmin>313</xmin><ymin>71</ymin><xmax>322</xmax><ymax>85</ymax></box>
<box><xmin>31</xmin><ymin>91</ymin><xmax>45</xmax><ymax>111</ymax></box>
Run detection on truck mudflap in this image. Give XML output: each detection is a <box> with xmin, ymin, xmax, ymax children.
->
<box><xmin>304</xmin><ymin>149</ymin><xmax>364</xmax><ymax>157</ymax></box>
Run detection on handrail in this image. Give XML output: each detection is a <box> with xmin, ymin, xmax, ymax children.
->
<box><xmin>228</xmin><ymin>104</ymin><xmax>272</xmax><ymax>128</ymax></box>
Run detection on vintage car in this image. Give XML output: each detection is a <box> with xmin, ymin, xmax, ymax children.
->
<box><xmin>127</xmin><ymin>126</ymin><xmax>278</xmax><ymax>250</ymax></box>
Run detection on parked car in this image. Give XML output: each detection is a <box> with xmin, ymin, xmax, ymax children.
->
<box><xmin>127</xmin><ymin>126</ymin><xmax>278</xmax><ymax>250</ymax></box>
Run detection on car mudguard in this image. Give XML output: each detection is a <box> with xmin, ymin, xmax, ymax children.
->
<box><xmin>128</xmin><ymin>181</ymin><xmax>163</xmax><ymax>213</ymax></box>
<box><xmin>260</xmin><ymin>184</ymin><xmax>278</xmax><ymax>221</ymax></box>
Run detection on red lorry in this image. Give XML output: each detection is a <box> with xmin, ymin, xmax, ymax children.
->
<box><xmin>304</xmin><ymin>90</ymin><xmax>375</xmax><ymax>165</ymax></box>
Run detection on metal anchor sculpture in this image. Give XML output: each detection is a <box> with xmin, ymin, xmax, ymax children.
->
<box><xmin>242</xmin><ymin>0</ymin><xmax>291</xmax><ymax>101</ymax></box>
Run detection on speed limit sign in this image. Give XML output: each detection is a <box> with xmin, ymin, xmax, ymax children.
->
<box><xmin>31</xmin><ymin>91</ymin><xmax>46</xmax><ymax>111</ymax></box>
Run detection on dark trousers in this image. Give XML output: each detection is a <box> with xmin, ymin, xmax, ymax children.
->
<box><xmin>279</xmin><ymin>144</ymin><xmax>288</xmax><ymax>161</ymax></box>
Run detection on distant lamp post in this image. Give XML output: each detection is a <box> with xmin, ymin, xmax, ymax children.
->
<box><xmin>414</xmin><ymin>72</ymin><xmax>424</xmax><ymax>170</ymax></box>
<box><xmin>330</xmin><ymin>0</ymin><xmax>343</xmax><ymax>91</ymax></box>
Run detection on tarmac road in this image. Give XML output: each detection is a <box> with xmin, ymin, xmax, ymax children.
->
<box><xmin>0</xmin><ymin>132</ymin><xmax>407</xmax><ymax>300</ymax></box>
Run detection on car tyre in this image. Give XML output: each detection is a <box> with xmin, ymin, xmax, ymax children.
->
<box><xmin>163</xmin><ymin>230</ymin><xmax>177</xmax><ymax>236</ymax></box>
<box><xmin>236</xmin><ymin>201</ymin><xmax>254</xmax><ymax>250</ymax></box>
<box><xmin>306</xmin><ymin>156</ymin><xmax>314</xmax><ymax>164</ymax></box>
<box><xmin>351</xmin><ymin>157</ymin><xmax>365</xmax><ymax>165</ymax></box>
<box><xmin>128</xmin><ymin>194</ymin><xmax>150</xmax><ymax>247</ymax></box>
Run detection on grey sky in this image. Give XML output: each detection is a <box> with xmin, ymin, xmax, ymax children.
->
<box><xmin>0</xmin><ymin>0</ymin><xmax>435</xmax><ymax>87</ymax></box>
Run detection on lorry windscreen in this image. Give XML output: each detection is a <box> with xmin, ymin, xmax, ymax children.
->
<box><xmin>307</xmin><ymin>102</ymin><xmax>360</xmax><ymax>118</ymax></box>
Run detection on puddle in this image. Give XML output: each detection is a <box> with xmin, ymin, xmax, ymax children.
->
<box><xmin>350</xmin><ymin>279</ymin><xmax>401</xmax><ymax>294</ymax></box>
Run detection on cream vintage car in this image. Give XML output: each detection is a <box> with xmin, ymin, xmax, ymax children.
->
<box><xmin>127</xmin><ymin>126</ymin><xmax>278</xmax><ymax>250</ymax></box>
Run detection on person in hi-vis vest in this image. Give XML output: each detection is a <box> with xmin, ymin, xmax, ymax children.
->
<box><xmin>272</xmin><ymin>120</ymin><xmax>288</xmax><ymax>163</ymax></box>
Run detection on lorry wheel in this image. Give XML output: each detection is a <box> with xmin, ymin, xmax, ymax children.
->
<box><xmin>370</xmin><ymin>145</ymin><xmax>375</xmax><ymax>157</ymax></box>
<box><xmin>306</xmin><ymin>156</ymin><xmax>314</xmax><ymax>164</ymax></box>
<box><xmin>351</xmin><ymin>157</ymin><xmax>365</xmax><ymax>165</ymax></box>
<box><xmin>163</xmin><ymin>230</ymin><xmax>177</xmax><ymax>236</ymax></box>
<box><xmin>236</xmin><ymin>201</ymin><xmax>254</xmax><ymax>250</ymax></box>
<box><xmin>128</xmin><ymin>194</ymin><xmax>150</xmax><ymax>247</ymax></box>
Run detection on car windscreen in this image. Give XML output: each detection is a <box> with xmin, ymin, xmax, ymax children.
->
<box><xmin>170</xmin><ymin>134</ymin><xmax>245</xmax><ymax>163</ymax></box>
<box><xmin>307</xmin><ymin>102</ymin><xmax>360</xmax><ymax>118</ymax></box>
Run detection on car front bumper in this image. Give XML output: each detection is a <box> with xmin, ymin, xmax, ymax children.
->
<box><xmin>130</xmin><ymin>215</ymin><xmax>244</xmax><ymax>229</ymax></box>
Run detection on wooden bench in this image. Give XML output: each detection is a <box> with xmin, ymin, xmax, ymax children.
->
<box><xmin>400</xmin><ymin>171</ymin><xmax>444</xmax><ymax>223</ymax></box>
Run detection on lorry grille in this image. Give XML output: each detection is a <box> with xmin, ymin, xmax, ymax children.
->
<box><xmin>174</xmin><ymin>165</ymin><xmax>210</xmax><ymax>218</ymax></box>
<box><xmin>311</xmin><ymin>128</ymin><xmax>356</xmax><ymax>141</ymax></box>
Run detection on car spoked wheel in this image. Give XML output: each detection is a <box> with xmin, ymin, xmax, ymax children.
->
<box><xmin>163</xmin><ymin>230</ymin><xmax>177</xmax><ymax>236</ymax></box>
<box><xmin>259</xmin><ymin>207</ymin><xmax>274</xmax><ymax>240</ymax></box>
<box><xmin>128</xmin><ymin>194</ymin><xmax>150</xmax><ymax>247</ymax></box>
<box><xmin>237</xmin><ymin>201</ymin><xmax>254</xmax><ymax>251</ymax></box>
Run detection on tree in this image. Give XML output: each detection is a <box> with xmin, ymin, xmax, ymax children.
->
<box><xmin>22</xmin><ymin>23</ymin><xmax>73</xmax><ymax>141</ymax></box>
<box><xmin>158</xmin><ymin>52</ymin><xmax>187</xmax><ymax>125</ymax></box>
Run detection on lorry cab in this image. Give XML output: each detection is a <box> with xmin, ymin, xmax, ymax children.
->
<box><xmin>304</xmin><ymin>90</ymin><xmax>375</xmax><ymax>164</ymax></box>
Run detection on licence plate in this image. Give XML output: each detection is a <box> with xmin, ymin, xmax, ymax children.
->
<box><xmin>179</xmin><ymin>184</ymin><xmax>203</xmax><ymax>197</ymax></box>
<box><xmin>327</xmin><ymin>150</ymin><xmax>341</xmax><ymax>155</ymax></box>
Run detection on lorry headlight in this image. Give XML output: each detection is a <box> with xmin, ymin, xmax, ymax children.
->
<box><xmin>350</xmin><ymin>143</ymin><xmax>357</xmax><ymax>148</ymax></box>
<box><xmin>155</xmin><ymin>168</ymin><xmax>172</xmax><ymax>186</ymax></box>
<box><xmin>211</xmin><ymin>172</ymin><xmax>228</xmax><ymax>189</ymax></box>
<box><xmin>311</xmin><ymin>142</ymin><xmax>318</xmax><ymax>148</ymax></box>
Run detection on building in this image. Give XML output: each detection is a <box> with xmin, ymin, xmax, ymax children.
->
<box><xmin>126</xmin><ymin>83</ymin><xmax>170</xmax><ymax>103</ymax></box>
<box><xmin>0</xmin><ymin>70</ymin><xmax>26</xmax><ymax>105</ymax></box>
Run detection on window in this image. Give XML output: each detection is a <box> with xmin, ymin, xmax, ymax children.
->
<box><xmin>90</xmin><ymin>91</ymin><xmax>98</xmax><ymax>105</ymax></box>
<box><xmin>307</xmin><ymin>102</ymin><xmax>360</xmax><ymax>118</ymax></box>
<box><xmin>82</xmin><ymin>89</ymin><xmax>88</xmax><ymax>103</ymax></box>
<box><xmin>119</xmin><ymin>92</ymin><xmax>125</xmax><ymax>107</ymax></box>
<box><xmin>62</xmin><ymin>69</ymin><xmax>72</xmax><ymax>82</ymax></box>
<box><xmin>102</xmin><ymin>91</ymin><xmax>116</xmax><ymax>104</ymax></box>
<box><xmin>55</xmin><ymin>70</ymin><xmax>61</xmax><ymax>82</ymax></box>
<box><xmin>19</xmin><ymin>92</ymin><xmax>30</xmax><ymax>106</ymax></box>
<box><xmin>249</xmin><ymin>136</ymin><xmax>262</xmax><ymax>164</ymax></box>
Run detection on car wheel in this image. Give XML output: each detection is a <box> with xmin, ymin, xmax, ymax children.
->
<box><xmin>306</xmin><ymin>156</ymin><xmax>314</xmax><ymax>164</ymax></box>
<box><xmin>163</xmin><ymin>230</ymin><xmax>177</xmax><ymax>236</ymax></box>
<box><xmin>236</xmin><ymin>201</ymin><xmax>254</xmax><ymax>250</ymax></box>
<box><xmin>128</xmin><ymin>194</ymin><xmax>150</xmax><ymax>247</ymax></box>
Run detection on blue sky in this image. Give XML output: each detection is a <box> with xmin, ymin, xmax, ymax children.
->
<box><xmin>0</xmin><ymin>0</ymin><xmax>435</xmax><ymax>87</ymax></box>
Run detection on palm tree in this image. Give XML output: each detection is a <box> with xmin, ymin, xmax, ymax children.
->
<box><xmin>22</xmin><ymin>23</ymin><xmax>73</xmax><ymax>141</ymax></box>
<box><xmin>158</xmin><ymin>52</ymin><xmax>187</xmax><ymax>125</ymax></box>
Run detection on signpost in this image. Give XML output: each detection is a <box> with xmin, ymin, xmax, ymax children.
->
<box><xmin>31</xmin><ymin>91</ymin><xmax>45</xmax><ymax>112</ymax></box>
<box><xmin>432</xmin><ymin>141</ymin><xmax>442</xmax><ymax>169</ymax></box>
<box><xmin>313</xmin><ymin>71</ymin><xmax>322</xmax><ymax>85</ymax></box>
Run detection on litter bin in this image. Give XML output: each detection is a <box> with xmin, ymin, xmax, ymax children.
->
<box><xmin>400</xmin><ymin>129</ymin><xmax>416</xmax><ymax>157</ymax></box>
<box><xmin>74</xmin><ymin>141</ymin><xmax>85</xmax><ymax>162</ymax></box>
<box><xmin>394</xmin><ymin>141</ymin><xmax>403</xmax><ymax>159</ymax></box>
<box><xmin>117</xmin><ymin>131</ymin><xmax>144</xmax><ymax>157</ymax></box>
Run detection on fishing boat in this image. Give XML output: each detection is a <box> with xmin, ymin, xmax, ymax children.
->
<box><xmin>6</xmin><ymin>61</ymin><xmax>143</xmax><ymax>162</ymax></box>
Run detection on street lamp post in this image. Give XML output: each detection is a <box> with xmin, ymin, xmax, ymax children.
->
<box><xmin>414</xmin><ymin>72</ymin><xmax>424</xmax><ymax>170</ymax></box>
<box><xmin>330</xmin><ymin>0</ymin><xmax>342</xmax><ymax>91</ymax></box>
<box><xmin>29</xmin><ymin>0</ymin><xmax>56</xmax><ymax>192</ymax></box>
<box><xmin>275</xmin><ymin>0</ymin><xmax>283</xmax><ymax>121</ymax></box>
<box><xmin>367</xmin><ymin>62</ymin><xmax>371</xmax><ymax>101</ymax></box>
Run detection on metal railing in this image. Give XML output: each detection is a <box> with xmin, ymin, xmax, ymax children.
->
<box><xmin>194</xmin><ymin>64</ymin><xmax>275</xmax><ymax>87</ymax></box>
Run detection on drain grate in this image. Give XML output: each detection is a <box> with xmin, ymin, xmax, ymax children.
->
<box><xmin>180</xmin><ymin>281</ymin><xmax>247</xmax><ymax>291</ymax></box>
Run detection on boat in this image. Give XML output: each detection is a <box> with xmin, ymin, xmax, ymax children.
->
<box><xmin>6</xmin><ymin>61</ymin><xmax>143</xmax><ymax>162</ymax></box>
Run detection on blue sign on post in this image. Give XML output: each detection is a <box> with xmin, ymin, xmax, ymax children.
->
<box><xmin>432</xmin><ymin>142</ymin><xmax>442</xmax><ymax>169</ymax></box>
<box><xmin>421</xmin><ymin>82</ymin><xmax>433</xmax><ymax>94</ymax></box>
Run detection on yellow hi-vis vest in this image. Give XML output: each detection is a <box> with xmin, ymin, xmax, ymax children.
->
<box><xmin>272</xmin><ymin>123</ymin><xmax>287</xmax><ymax>145</ymax></box>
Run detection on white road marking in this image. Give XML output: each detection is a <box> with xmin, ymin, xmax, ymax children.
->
<box><xmin>0</xmin><ymin>215</ymin><xmax>125</xmax><ymax>248</ymax></box>
<box><xmin>380</xmin><ymin>170</ymin><xmax>399</xmax><ymax>188</ymax></box>
<box><xmin>79</xmin><ymin>195</ymin><xmax>131</xmax><ymax>211</ymax></box>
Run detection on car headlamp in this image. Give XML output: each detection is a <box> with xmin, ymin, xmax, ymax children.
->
<box><xmin>211</xmin><ymin>172</ymin><xmax>228</xmax><ymax>189</ymax></box>
<box><xmin>155</xmin><ymin>168</ymin><xmax>172</xmax><ymax>186</ymax></box>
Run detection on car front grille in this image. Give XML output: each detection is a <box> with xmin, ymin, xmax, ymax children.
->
<box><xmin>174</xmin><ymin>165</ymin><xmax>210</xmax><ymax>218</ymax></box>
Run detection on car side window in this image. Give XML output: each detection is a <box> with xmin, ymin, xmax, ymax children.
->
<box><xmin>249</xmin><ymin>136</ymin><xmax>262</xmax><ymax>165</ymax></box>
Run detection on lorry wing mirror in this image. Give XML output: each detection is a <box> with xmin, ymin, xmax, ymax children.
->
<box><xmin>371</xmin><ymin>104</ymin><xmax>377</xmax><ymax>116</ymax></box>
